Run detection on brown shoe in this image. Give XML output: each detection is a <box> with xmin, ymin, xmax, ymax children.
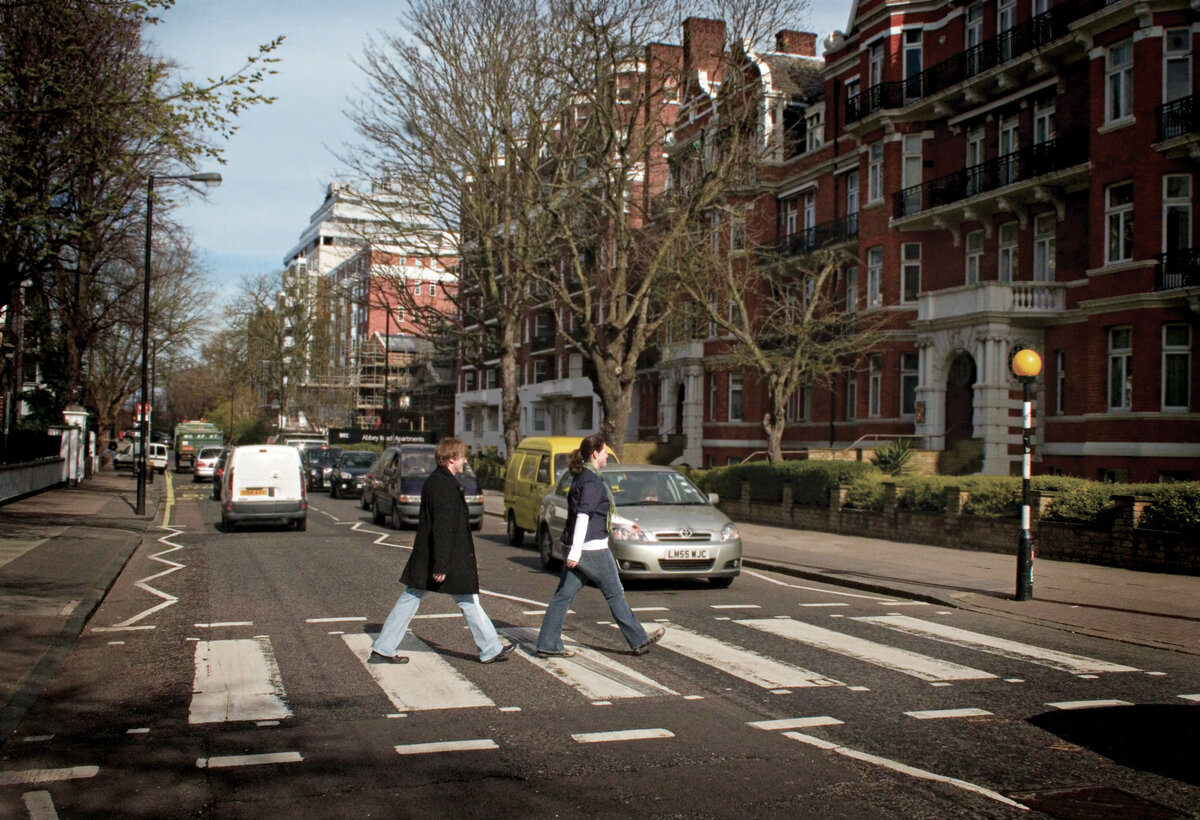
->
<box><xmin>633</xmin><ymin>627</ymin><xmax>665</xmax><ymax>655</ymax></box>
<box><xmin>370</xmin><ymin>650</ymin><xmax>409</xmax><ymax>664</ymax></box>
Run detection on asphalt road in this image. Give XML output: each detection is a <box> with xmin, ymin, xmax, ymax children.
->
<box><xmin>2</xmin><ymin>480</ymin><xmax>1197</xmax><ymax>819</ymax></box>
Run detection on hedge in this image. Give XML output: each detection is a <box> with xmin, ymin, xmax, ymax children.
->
<box><xmin>686</xmin><ymin>460</ymin><xmax>879</xmax><ymax>507</ymax></box>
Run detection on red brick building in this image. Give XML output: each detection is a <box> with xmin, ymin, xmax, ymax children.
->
<box><xmin>643</xmin><ymin>4</ymin><xmax>1198</xmax><ymax>481</ymax></box>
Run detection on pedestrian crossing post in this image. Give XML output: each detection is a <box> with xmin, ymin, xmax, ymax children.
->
<box><xmin>1012</xmin><ymin>349</ymin><xmax>1042</xmax><ymax>602</ymax></box>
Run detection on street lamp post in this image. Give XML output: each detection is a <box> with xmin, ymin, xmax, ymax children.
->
<box><xmin>136</xmin><ymin>171</ymin><xmax>222</xmax><ymax>516</ymax></box>
<box><xmin>1012</xmin><ymin>348</ymin><xmax>1043</xmax><ymax>601</ymax></box>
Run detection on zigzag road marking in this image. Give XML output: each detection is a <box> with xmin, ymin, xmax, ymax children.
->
<box><xmin>92</xmin><ymin>523</ymin><xmax>187</xmax><ymax>632</ymax></box>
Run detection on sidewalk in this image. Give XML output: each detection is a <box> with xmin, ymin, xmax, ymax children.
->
<box><xmin>0</xmin><ymin>467</ymin><xmax>162</xmax><ymax>741</ymax></box>
<box><xmin>482</xmin><ymin>490</ymin><xmax>1200</xmax><ymax>656</ymax></box>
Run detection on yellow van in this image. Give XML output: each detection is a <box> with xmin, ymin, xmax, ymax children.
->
<box><xmin>503</xmin><ymin>436</ymin><xmax>616</xmax><ymax>545</ymax></box>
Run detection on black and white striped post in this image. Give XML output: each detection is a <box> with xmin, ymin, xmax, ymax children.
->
<box><xmin>1012</xmin><ymin>348</ymin><xmax>1042</xmax><ymax>601</ymax></box>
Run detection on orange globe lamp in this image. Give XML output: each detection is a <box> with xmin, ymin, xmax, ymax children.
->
<box><xmin>1012</xmin><ymin>348</ymin><xmax>1042</xmax><ymax>379</ymax></box>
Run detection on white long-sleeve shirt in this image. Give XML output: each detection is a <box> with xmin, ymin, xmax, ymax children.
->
<box><xmin>568</xmin><ymin>512</ymin><xmax>609</xmax><ymax>563</ymax></box>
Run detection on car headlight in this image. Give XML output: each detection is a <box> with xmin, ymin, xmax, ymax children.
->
<box><xmin>612</xmin><ymin>523</ymin><xmax>650</xmax><ymax>542</ymax></box>
<box><xmin>720</xmin><ymin>522</ymin><xmax>740</xmax><ymax>542</ymax></box>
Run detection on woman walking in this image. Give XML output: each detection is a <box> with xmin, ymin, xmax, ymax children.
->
<box><xmin>535</xmin><ymin>433</ymin><xmax>665</xmax><ymax>657</ymax></box>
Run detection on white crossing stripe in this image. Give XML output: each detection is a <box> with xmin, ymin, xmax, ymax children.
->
<box><xmin>0</xmin><ymin>767</ymin><xmax>98</xmax><ymax>786</ymax></box>
<box><xmin>904</xmin><ymin>708</ymin><xmax>993</xmax><ymax>720</ymax></box>
<box><xmin>1179</xmin><ymin>694</ymin><xmax>1200</xmax><ymax>702</ymax></box>
<box><xmin>656</xmin><ymin>623</ymin><xmax>843</xmax><ymax>690</ymax></box>
<box><xmin>749</xmin><ymin>716</ymin><xmax>844</xmax><ymax>731</ymax></box>
<box><xmin>344</xmin><ymin>633</ymin><xmax>494</xmax><ymax>712</ymax></box>
<box><xmin>501</xmin><ymin>627</ymin><xmax>676</xmax><ymax>700</ymax></box>
<box><xmin>856</xmin><ymin>615</ymin><xmax>1141</xmax><ymax>674</ymax></box>
<box><xmin>572</xmin><ymin>728</ymin><xmax>674</xmax><ymax>743</ymax></box>
<box><xmin>189</xmin><ymin>638</ymin><xmax>292</xmax><ymax>724</ymax></box>
<box><xmin>22</xmin><ymin>790</ymin><xmax>58</xmax><ymax>820</ymax></box>
<box><xmin>736</xmin><ymin>618</ymin><xmax>996</xmax><ymax>682</ymax></box>
<box><xmin>1046</xmin><ymin>699</ymin><xmax>1133</xmax><ymax>710</ymax></box>
<box><xmin>196</xmin><ymin>752</ymin><xmax>303</xmax><ymax>769</ymax></box>
<box><xmin>394</xmin><ymin>739</ymin><xmax>499</xmax><ymax>755</ymax></box>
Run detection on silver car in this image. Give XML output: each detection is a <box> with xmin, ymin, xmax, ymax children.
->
<box><xmin>193</xmin><ymin>446</ymin><xmax>224</xmax><ymax>482</ymax></box>
<box><xmin>536</xmin><ymin>464</ymin><xmax>742</xmax><ymax>587</ymax></box>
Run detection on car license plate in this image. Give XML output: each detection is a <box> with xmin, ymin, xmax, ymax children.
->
<box><xmin>240</xmin><ymin>487</ymin><xmax>270</xmax><ymax>497</ymax></box>
<box><xmin>665</xmin><ymin>548</ymin><xmax>709</xmax><ymax>560</ymax></box>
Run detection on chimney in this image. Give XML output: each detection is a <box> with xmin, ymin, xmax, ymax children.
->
<box><xmin>775</xmin><ymin>30</ymin><xmax>817</xmax><ymax>57</ymax></box>
<box><xmin>683</xmin><ymin>17</ymin><xmax>726</xmax><ymax>78</ymax></box>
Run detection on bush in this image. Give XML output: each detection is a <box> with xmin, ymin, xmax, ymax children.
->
<box><xmin>871</xmin><ymin>439</ymin><xmax>915</xmax><ymax>476</ymax></box>
<box><xmin>845</xmin><ymin>473</ymin><xmax>885</xmax><ymax>510</ymax></box>
<box><xmin>1037</xmin><ymin>477</ymin><xmax>1127</xmax><ymax>526</ymax></box>
<box><xmin>703</xmin><ymin>459</ymin><xmax>880</xmax><ymax>506</ymax></box>
<box><xmin>1139</xmin><ymin>484</ymin><xmax>1200</xmax><ymax>533</ymax></box>
<box><xmin>895</xmin><ymin>475</ymin><xmax>962</xmax><ymax>513</ymax></box>
<box><xmin>958</xmin><ymin>476</ymin><xmax>1022</xmax><ymax>518</ymax></box>
<box><xmin>469</xmin><ymin>446</ymin><xmax>507</xmax><ymax>491</ymax></box>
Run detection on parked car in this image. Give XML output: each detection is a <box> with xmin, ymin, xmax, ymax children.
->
<box><xmin>330</xmin><ymin>450</ymin><xmax>378</xmax><ymax>498</ymax></box>
<box><xmin>193</xmin><ymin>446</ymin><xmax>224</xmax><ymax>482</ymax></box>
<box><xmin>360</xmin><ymin>445</ymin><xmax>398</xmax><ymax>512</ymax></box>
<box><xmin>220</xmin><ymin>444</ymin><xmax>307</xmax><ymax>532</ymax></box>
<box><xmin>114</xmin><ymin>441</ymin><xmax>168</xmax><ymax>474</ymax></box>
<box><xmin>303</xmin><ymin>445</ymin><xmax>343</xmax><ymax>491</ymax></box>
<box><xmin>211</xmin><ymin>448</ymin><xmax>231</xmax><ymax>500</ymax></box>
<box><xmin>503</xmin><ymin>436</ymin><xmax>617</xmax><ymax>545</ymax></box>
<box><xmin>371</xmin><ymin>443</ymin><xmax>482</xmax><ymax>530</ymax></box>
<box><xmin>536</xmin><ymin>464</ymin><xmax>742</xmax><ymax>587</ymax></box>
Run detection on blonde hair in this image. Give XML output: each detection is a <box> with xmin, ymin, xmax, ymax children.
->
<box><xmin>435</xmin><ymin>437</ymin><xmax>466</xmax><ymax>467</ymax></box>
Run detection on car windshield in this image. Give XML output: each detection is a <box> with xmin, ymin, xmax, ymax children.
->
<box><xmin>401</xmin><ymin>452</ymin><xmax>436</xmax><ymax>476</ymax></box>
<box><xmin>606</xmin><ymin>470</ymin><xmax>709</xmax><ymax>506</ymax></box>
<box><xmin>341</xmin><ymin>452</ymin><xmax>377</xmax><ymax>468</ymax></box>
<box><xmin>307</xmin><ymin>448</ymin><xmax>342</xmax><ymax>467</ymax></box>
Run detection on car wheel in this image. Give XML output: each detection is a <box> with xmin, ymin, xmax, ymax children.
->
<box><xmin>506</xmin><ymin>512</ymin><xmax>525</xmax><ymax>546</ymax></box>
<box><xmin>360</xmin><ymin>492</ymin><xmax>370</xmax><ymax>511</ymax></box>
<box><xmin>538</xmin><ymin>526</ymin><xmax>560</xmax><ymax>571</ymax></box>
<box><xmin>295</xmin><ymin>517</ymin><xmax>307</xmax><ymax>532</ymax></box>
<box><xmin>390</xmin><ymin>501</ymin><xmax>402</xmax><ymax>530</ymax></box>
<box><xmin>372</xmin><ymin>498</ymin><xmax>385</xmax><ymax>526</ymax></box>
<box><xmin>709</xmin><ymin>577</ymin><xmax>734</xmax><ymax>589</ymax></box>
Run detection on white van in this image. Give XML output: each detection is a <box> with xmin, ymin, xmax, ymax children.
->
<box><xmin>220</xmin><ymin>445</ymin><xmax>307</xmax><ymax>532</ymax></box>
<box><xmin>114</xmin><ymin>441</ymin><xmax>168</xmax><ymax>474</ymax></box>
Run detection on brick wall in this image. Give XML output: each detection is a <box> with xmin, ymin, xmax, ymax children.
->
<box><xmin>722</xmin><ymin>481</ymin><xmax>1199</xmax><ymax>575</ymax></box>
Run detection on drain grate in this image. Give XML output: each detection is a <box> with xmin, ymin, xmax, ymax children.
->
<box><xmin>1009</xmin><ymin>786</ymin><xmax>1188</xmax><ymax>819</ymax></box>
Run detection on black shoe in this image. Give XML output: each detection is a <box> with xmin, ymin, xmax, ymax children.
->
<box><xmin>482</xmin><ymin>643</ymin><xmax>516</xmax><ymax>664</ymax></box>
<box><xmin>370</xmin><ymin>650</ymin><xmax>409</xmax><ymax>664</ymax></box>
<box><xmin>633</xmin><ymin>627</ymin><xmax>665</xmax><ymax>655</ymax></box>
<box><xmin>535</xmin><ymin>648</ymin><xmax>576</xmax><ymax>658</ymax></box>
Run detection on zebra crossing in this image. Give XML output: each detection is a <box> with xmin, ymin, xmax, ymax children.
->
<box><xmin>187</xmin><ymin>613</ymin><xmax>1145</xmax><ymax>725</ymax></box>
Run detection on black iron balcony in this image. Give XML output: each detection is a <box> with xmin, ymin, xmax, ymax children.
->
<box><xmin>530</xmin><ymin>332</ymin><xmax>555</xmax><ymax>351</ymax></box>
<box><xmin>768</xmin><ymin>214</ymin><xmax>860</xmax><ymax>258</ymax></box>
<box><xmin>1157</xmin><ymin>93</ymin><xmax>1200</xmax><ymax>142</ymax></box>
<box><xmin>893</xmin><ymin>134</ymin><xmax>1083</xmax><ymax>218</ymax></box>
<box><xmin>1155</xmin><ymin>247</ymin><xmax>1200</xmax><ymax>290</ymax></box>
<box><xmin>847</xmin><ymin>0</ymin><xmax>1107</xmax><ymax>123</ymax></box>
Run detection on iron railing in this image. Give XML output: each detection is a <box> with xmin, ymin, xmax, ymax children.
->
<box><xmin>1157</xmin><ymin>93</ymin><xmax>1200</xmax><ymax>142</ymax></box>
<box><xmin>1154</xmin><ymin>246</ymin><xmax>1200</xmax><ymax>290</ymax></box>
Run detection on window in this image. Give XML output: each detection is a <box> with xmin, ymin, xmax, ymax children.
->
<box><xmin>845</xmin><ymin>266</ymin><xmax>859</xmax><ymax>313</ymax></box>
<box><xmin>464</xmin><ymin>370</ymin><xmax>476</xmax><ymax>392</ymax></box>
<box><xmin>846</xmin><ymin>171</ymin><xmax>860</xmax><ymax>233</ymax></box>
<box><xmin>1106</xmin><ymin>42</ymin><xmax>1133</xmax><ymax>124</ymax></box>
<box><xmin>965</xmin><ymin>3</ymin><xmax>983</xmax><ymax>76</ymax></box>
<box><xmin>428</xmin><ymin>283</ymin><xmax>437</xmax><ymax>296</ymax></box>
<box><xmin>868</xmin><ymin>141</ymin><xmax>884</xmax><ymax>203</ymax></box>
<box><xmin>966</xmin><ymin>125</ymin><xmax>985</xmax><ymax>196</ymax></box>
<box><xmin>1033</xmin><ymin>214</ymin><xmax>1056</xmax><ymax>281</ymax></box>
<box><xmin>903</xmin><ymin>30</ymin><xmax>923</xmax><ymax>98</ymax></box>
<box><xmin>786</xmin><ymin>383</ymin><xmax>810</xmax><ymax>422</ymax></box>
<box><xmin>806</xmin><ymin>108</ymin><xmax>823</xmax><ymax>152</ymax></box>
<box><xmin>998</xmin><ymin>0</ymin><xmax>1016</xmax><ymax>59</ymax></box>
<box><xmin>998</xmin><ymin>115</ymin><xmax>1018</xmax><ymax>185</ymax></box>
<box><xmin>486</xmin><ymin>368</ymin><xmax>498</xmax><ymax>389</ymax></box>
<box><xmin>413</xmin><ymin>281</ymin><xmax>421</xmax><ymax>295</ymax></box>
<box><xmin>1106</xmin><ymin>181</ymin><xmax>1134</xmax><ymax>263</ymax></box>
<box><xmin>709</xmin><ymin>374</ymin><xmax>718</xmax><ymax>420</ymax></box>
<box><xmin>730</xmin><ymin>214</ymin><xmax>746</xmax><ymax>253</ymax></box>
<box><xmin>901</xmin><ymin>353</ymin><xmax>919</xmax><ymax>416</ymax></box>
<box><xmin>845</xmin><ymin>78</ymin><xmax>860</xmax><ymax>109</ymax></box>
<box><xmin>1164</xmin><ymin>29</ymin><xmax>1191</xmax><ymax>104</ymax></box>
<box><xmin>803</xmin><ymin>191</ymin><xmax>816</xmax><ymax>236</ymax></box>
<box><xmin>462</xmin><ymin>409</ymin><xmax>474</xmax><ymax>432</ymax></box>
<box><xmin>1108</xmin><ymin>327</ymin><xmax>1133</xmax><ymax>411</ymax></box>
<box><xmin>846</xmin><ymin>371</ymin><xmax>858</xmax><ymax>420</ymax></box>
<box><xmin>532</xmin><ymin>406</ymin><xmax>548</xmax><ymax>432</ymax></box>
<box><xmin>867</xmin><ymin>246</ymin><xmax>883</xmax><ymax>307</ymax></box>
<box><xmin>1055</xmin><ymin>350</ymin><xmax>1065</xmax><ymax>414</ymax></box>
<box><xmin>901</xmin><ymin>134</ymin><xmax>922</xmax><ymax>213</ymax></box>
<box><xmin>965</xmin><ymin>230</ymin><xmax>983</xmax><ymax>285</ymax></box>
<box><xmin>998</xmin><ymin>222</ymin><xmax>1018</xmax><ymax>282</ymax></box>
<box><xmin>868</xmin><ymin>355</ymin><xmax>883</xmax><ymax>417</ymax></box>
<box><xmin>1163</xmin><ymin>324</ymin><xmax>1191</xmax><ymax>410</ymax></box>
<box><xmin>869</xmin><ymin>41</ymin><xmax>884</xmax><ymax>86</ymax></box>
<box><xmin>710</xmin><ymin>211</ymin><xmax>721</xmax><ymax>254</ymax></box>
<box><xmin>533</xmin><ymin>359</ymin><xmax>548</xmax><ymax>383</ymax></box>
<box><xmin>782</xmin><ymin>198</ymin><xmax>798</xmax><ymax>237</ymax></box>
<box><xmin>1163</xmin><ymin>174</ymin><xmax>1191</xmax><ymax>253</ymax></box>
<box><xmin>728</xmin><ymin>373</ymin><xmax>743</xmax><ymax>420</ymax></box>
<box><xmin>901</xmin><ymin>242</ymin><xmax>921</xmax><ymax>302</ymax></box>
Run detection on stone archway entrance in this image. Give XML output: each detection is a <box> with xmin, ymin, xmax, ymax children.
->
<box><xmin>945</xmin><ymin>351</ymin><xmax>977</xmax><ymax>448</ymax></box>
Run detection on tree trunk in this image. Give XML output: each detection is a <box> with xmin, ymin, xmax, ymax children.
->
<box><xmin>500</xmin><ymin>318</ymin><xmax>522</xmax><ymax>456</ymax></box>
<box><xmin>593</xmin><ymin>354</ymin><xmax>634</xmax><ymax>460</ymax></box>
<box><xmin>763</xmin><ymin>410</ymin><xmax>785</xmax><ymax>464</ymax></box>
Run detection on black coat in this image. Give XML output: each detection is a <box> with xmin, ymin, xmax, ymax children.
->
<box><xmin>400</xmin><ymin>466</ymin><xmax>480</xmax><ymax>594</ymax></box>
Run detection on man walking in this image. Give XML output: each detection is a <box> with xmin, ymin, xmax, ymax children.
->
<box><xmin>371</xmin><ymin>437</ymin><xmax>515</xmax><ymax>664</ymax></box>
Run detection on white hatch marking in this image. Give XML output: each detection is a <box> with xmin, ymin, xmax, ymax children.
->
<box><xmin>856</xmin><ymin>615</ymin><xmax>1140</xmax><ymax>674</ymax></box>
<box><xmin>0</xmin><ymin>766</ymin><xmax>98</xmax><ymax>786</ymax></box>
<box><xmin>188</xmin><ymin>638</ymin><xmax>292</xmax><ymax>724</ymax></box>
<box><xmin>22</xmin><ymin>790</ymin><xmax>58</xmax><ymax>820</ymax></box>
<box><xmin>394</xmin><ymin>739</ymin><xmax>498</xmax><ymax>755</ymax></box>
<box><xmin>194</xmin><ymin>622</ymin><xmax>253</xmax><ymax>628</ymax></box>
<box><xmin>710</xmin><ymin>604</ymin><xmax>761</xmax><ymax>610</ymax></box>
<box><xmin>737</xmin><ymin>618</ymin><xmax>995</xmax><ymax>682</ymax></box>
<box><xmin>1046</xmin><ymin>699</ymin><xmax>1134</xmax><ymax>710</ymax></box>
<box><xmin>344</xmin><ymin>633</ymin><xmax>493</xmax><ymax>712</ymax></box>
<box><xmin>196</xmin><ymin>752</ymin><xmax>303</xmax><ymax>768</ymax></box>
<box><xmin>572</xmin><ymin>728</ymin><xmax>674</xmax><ymax>743</ymax></box>
<box><xmin>654</xmin><ymin>623</ymin><xmax>843</xmax><ymax>689</ymax></box>
<box><xmin>501</xmin><ymin>627</ymin><xmax>676</xmax><ymax>700</ymax></box>
<box><xmin>904</xmin><ymin>708</ymin><xmax>993</xmax><ymax>720</ymax></box>
<box><xmin>749</xmin><ymin>716</ymin><xmax>844</xmax><ymax>731</ymax></box>
<box><xmin>800</xmin><ymin>603</ymin><xmax>849</xmax><ymax>608</ymax></box>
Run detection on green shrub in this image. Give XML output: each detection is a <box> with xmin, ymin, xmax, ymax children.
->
<box><xmin>894</xmin><ymin>475</ymin><xmax>961</xmax><ymax>513</ymax></box>
<box><xmin>705</xmin><ymin>459</ymin><xmax>880</xmax><ymax>506</ymax></box>
<box><xmin>959</xmin><ymin>476</ymin><xmax>1022</xmax><ymax>518</ymax></box>
<box><xmin>845</xmin><ymin>474</ymin><xmax>885</xmax><ymax>510</ymax></box>
<box><xmin>871</xmin><ymin>439</ymin><xmax>915</xmax><ymax>476</ymax></box>
<box><xmin>469</xmin><ymin>446</ymin><xmax>507</xmax><ymax>491</ymax></box>
<box><xmin>1140</xmin><ymin>484</ymin><xmax>1200</xmax><ymax>533</ymax></box>
<box><xmin>1037</xmin><ymin>478</ymin><xmax>1128</xmax><ymax>526</ymax></box>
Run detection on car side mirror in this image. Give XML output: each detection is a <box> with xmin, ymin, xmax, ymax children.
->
<box><xmin>708</xmin><ymin>493</ymin><xmax>720</xmax><ymax>506</ymax></box>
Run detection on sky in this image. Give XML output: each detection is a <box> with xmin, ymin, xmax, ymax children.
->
<box><xmin>148</xmin><ymin>0</ymin><xmax>853</xmax><ymax>302</ymax></box>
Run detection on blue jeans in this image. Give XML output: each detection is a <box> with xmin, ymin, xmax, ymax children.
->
<box><xmin>373</xmin><ymin>587</ymin><xmax>505</xmax><ymax>661</ymax></box>
<box><xmin>536</xmin><ymin>548</ymin><xmax>649</xmax><ymax>653</ymax></box>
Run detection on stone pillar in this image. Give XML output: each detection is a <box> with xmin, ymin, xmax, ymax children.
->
<box><xmin>781</xmin><ymin>482</ymin><xmax>794</xmax><ymax>522</ymax></box>
<box><xmin>740</xmin><ymin>479</ymin><xmax>752</xmax><ymax>518</ymax></box>
<box><xmin>1111</xmin><ymin>494</ymin><xmax>1151</xmax><ymax>565</ymax></box>
<box><xmin>830</xmin><ymin>484</ymin><xmax>850</xmax><ymax>530</ymax></box>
